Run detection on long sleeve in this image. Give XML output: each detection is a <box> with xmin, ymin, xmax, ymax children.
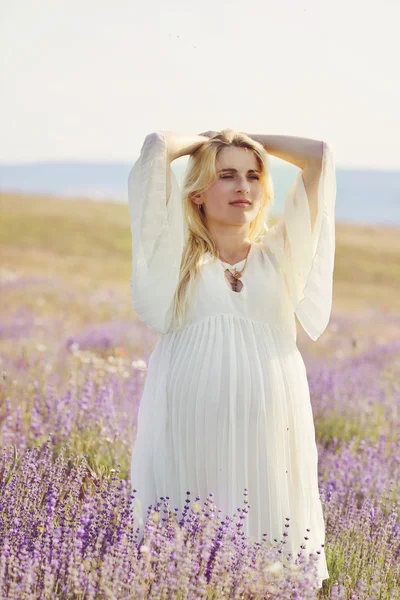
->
<box><xmin>128</xmin><ymin>130</ymin><xmax>187</xmax><ymax>334</ymax></box>
<box><xmin>261</xmin><ymin>141</ymin><xmax>337</xmax><ymax>341</ymax></box>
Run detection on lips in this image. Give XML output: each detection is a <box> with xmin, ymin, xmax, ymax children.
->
<box><xmin>230</xmin><ymin>200</ymin><xmax>251</xmax><ymax>205</ymax></box>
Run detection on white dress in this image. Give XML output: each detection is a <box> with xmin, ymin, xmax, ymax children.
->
<box><xmin>128</xmin><ymin>130</ymin><xmax>336</xmax><ymax>586</ymax></box>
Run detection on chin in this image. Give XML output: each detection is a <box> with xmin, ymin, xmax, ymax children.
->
<box><xmin>231</xmin><ymin>208</ymin><xmax>256</xmax><ymax>218</ymax></box>
<box><xmin>208</xmin><ymin>209</ymin><xmax>256</xmax><ymax>225</ymax></box>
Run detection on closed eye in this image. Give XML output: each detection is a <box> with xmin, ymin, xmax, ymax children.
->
<box><xmin>220</xmin><ymin>175</ymin><xmax>260</xmax><ymax>180</ymax></box>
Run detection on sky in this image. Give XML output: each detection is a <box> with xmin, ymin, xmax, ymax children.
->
<box><xmin>1</xmin><ymin>0</ymin><xmax>399</xmax><ymax>169</ymax></box>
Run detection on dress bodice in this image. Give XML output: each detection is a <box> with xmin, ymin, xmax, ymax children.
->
<box><xmin>172</xmin><ymin>243</ymin><xmax>296</xmax><ymax>339</ymax></box>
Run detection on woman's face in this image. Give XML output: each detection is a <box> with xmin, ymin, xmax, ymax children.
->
<box><xmin>193</xmin><ymin>146</ymin><xmax>263</xmax><ymax>226</ymax></box>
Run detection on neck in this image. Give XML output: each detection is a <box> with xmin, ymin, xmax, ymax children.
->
<box><xmin>207</xmin><ymin>226</ymin><xmax>252</xmax><ymax>262</ymax></box>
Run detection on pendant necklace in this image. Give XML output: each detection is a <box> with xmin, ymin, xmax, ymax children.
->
<box><xmin>219</xmin><ymin>243</ymin><xmax>251</xmax><ymax>292</ymax></box>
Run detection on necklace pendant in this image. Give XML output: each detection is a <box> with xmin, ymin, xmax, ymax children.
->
<box><xmin>232</xmin><ymin>269</ymin><xmax>241</xmax><ymax>279</ymax></box>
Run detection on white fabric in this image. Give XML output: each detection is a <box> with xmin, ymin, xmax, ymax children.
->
<box><xmin>261</xmin><ymin>140</ymin><xmax>336</xmax><ymax>341</ymax></box>
<box><xmin>128</xmin><ymin>130</ymin><xmax>336</xmax><ymax>585</ymax></box>
<box><xmin>128</xmin><ymin>131</ymin><xmax>188</xmax><ymax>335</ymax></box>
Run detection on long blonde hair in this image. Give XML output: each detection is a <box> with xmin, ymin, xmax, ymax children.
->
<box><xmin>172</xmin><ymin>128</ymin><xmax>275</xmax><ymax>329</ymax></box>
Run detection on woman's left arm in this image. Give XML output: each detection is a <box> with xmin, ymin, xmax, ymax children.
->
<box><xmin>243</xmin><ymin>133</ymin><xmax>323</xmax><ymax>170</ymax></box>
<box><xmin>244</xmin><ymin>133</ymin><xmax>324</xmax><ymax>231</ymax></box>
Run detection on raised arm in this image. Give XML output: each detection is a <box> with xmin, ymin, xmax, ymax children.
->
<box><xmin>244</xmin><ymin>133</ymin><xmax>324</xmax><ymax>232</ymax></box>
<box><xmin>128</xmin><ymin>130</ymin><xmax>194</xmax><ymax>333</ymax></box>
<box><xmin>259</xmin><ymin>138</ymin><xmax>336</xmax><ymax>341</ymax></box>
<box><xmin>165</xmin><ymin>131</ymin><xmax>209</xmax><ymax>204</ymax></box>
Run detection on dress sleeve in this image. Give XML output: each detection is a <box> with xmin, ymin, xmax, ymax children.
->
<box><xmin>261</xmin><ymin>141</ymin><xmax>337</xmax><ymax>341</ymax></box>
<box><xmin>128</xmin><ymin>130</ymin><xmax>187</xmax><ymax>334</ymax></box>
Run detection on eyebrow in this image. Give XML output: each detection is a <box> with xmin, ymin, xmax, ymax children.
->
<box><xmin>217</xmin><ymin>168</ymin><xmax>261</xmax><ymax>174</ymax></box>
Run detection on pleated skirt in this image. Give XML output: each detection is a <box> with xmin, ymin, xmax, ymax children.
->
<box><xmin>130</xmin><ymin>313</ymin><xmax>329</xmax><ymax>583</ymax></box>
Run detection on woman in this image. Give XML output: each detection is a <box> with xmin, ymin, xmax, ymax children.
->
<box><xmin>128</xmin><ymin>128</ymin><xmax>336</xmax><ymax>587</ymax></box>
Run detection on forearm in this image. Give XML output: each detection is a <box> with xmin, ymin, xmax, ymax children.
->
<box><xmin>244</xmin><ymin>133</ymin><xmax>323</xmax><ymax>170</ymax></box>
<box><xmin>165</xmin><ymin>131</ymin><xmax>209</xmax><ymax>162</ymax></box>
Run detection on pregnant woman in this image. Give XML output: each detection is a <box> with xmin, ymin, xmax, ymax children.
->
<box><xmin>128</xmin><ymin>128</ymin><xmax>336</xmax><ymax>588</ymax></box>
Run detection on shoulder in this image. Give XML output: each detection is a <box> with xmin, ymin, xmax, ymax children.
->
<box><xmin>254</xmin><ymin>241</ymin><xmax>284</xmax><ymax>274</ymax></box>
<box><xmin>258</xmin><ymin>225</ymin><xmax>286</xmax><ymax>264</ymax></box>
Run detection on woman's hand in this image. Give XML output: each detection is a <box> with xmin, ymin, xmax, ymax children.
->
<box><xmin>166</xmin><ymin>132</ymin><xmax>211</xmax><ymax>161</ymax></box>
<box><xmin>198</xmin><ymin>130</ymin><xmax>219</xmax><ymax>139</ymax></box>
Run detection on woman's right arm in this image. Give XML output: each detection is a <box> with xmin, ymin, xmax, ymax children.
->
<box><xmin>165</xmin><ymin>131</ymin><xmax>209</xmax><ymax>204</ymax></box>
<box><xmin>165</xmin><ymin>131</ymin><xmax>209</xmax><ymax>162</ymax></box>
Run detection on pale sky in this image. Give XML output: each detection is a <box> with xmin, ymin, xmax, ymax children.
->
<box><xmin>1</xmin><ymin>0</ymin><xmax>399</xmax><ymax>168</ymax></box>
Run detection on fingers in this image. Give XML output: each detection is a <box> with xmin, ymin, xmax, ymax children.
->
<box><xmin>198</xmin><ymin>131</ymin><xmax>218</xmax><ymax>138</ymax></box>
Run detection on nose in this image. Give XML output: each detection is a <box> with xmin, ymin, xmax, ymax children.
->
<box><xmin>237</xmin><ymin>175</ymin><xmax>250</xmax><ymax>194</ymax></box>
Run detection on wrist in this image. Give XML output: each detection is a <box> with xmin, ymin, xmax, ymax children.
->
<box><xmin>243</xmin><ymin>133</ymin><xmax>268</xmax><ymax>147</ymax></box>
<box><xmin>165</xmin><ymin>131</ymin><xmax>208</xmax><ymax>161</ymax></box>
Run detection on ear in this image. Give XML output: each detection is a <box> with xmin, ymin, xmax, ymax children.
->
<box><xmin>190</xmin><ymin>193</ymin><xmax>203</xmax><ymax>206</ymax></box>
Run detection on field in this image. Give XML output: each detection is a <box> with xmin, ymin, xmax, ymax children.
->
<box><xmin>1</xmin><ymin>190</ymin><xmax>400</xmax><ymax>599</ymax></box>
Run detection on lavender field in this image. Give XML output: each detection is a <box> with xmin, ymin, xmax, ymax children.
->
<box><xmin>1</xmin><ymin>191</ymin><xmax>400</xmax><ymax>599</ymax></box>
